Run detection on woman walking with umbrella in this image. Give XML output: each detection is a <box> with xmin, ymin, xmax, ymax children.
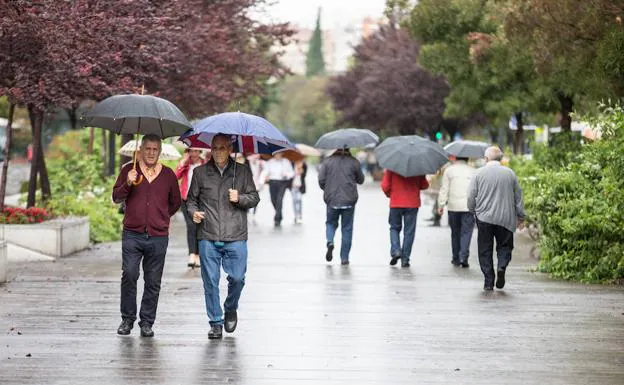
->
<box><xmin>175</xmin><ymin>147</ymin><xmax>207</xmax><ymax>269</ymax></box>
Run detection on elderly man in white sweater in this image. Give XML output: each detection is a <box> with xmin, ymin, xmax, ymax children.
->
<box><xmin>468</xmin><ymin>146</ymin><xmax>525</xmax><ymax>291</ymax></box>
<box><xmin>437</xmin><ymin>156</ymin><xmax>476</xmax><ymax>268</ymax></box>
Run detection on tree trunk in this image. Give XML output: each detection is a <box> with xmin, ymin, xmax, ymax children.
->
<box><xmin>0</xmin><ymin>103</ymin><xmax>15</xmax><ymax>211</ymax></box>
<box><xmin>558</xmin><ymin>92</ymin><xmax>574</xmax><ymax>132</ymax></box>
<box><xmin>37</xmin><ymin>139</ymin><xmax>51</xmax><ymax>202</ymax></box>
<box><xmin>108</xmin><ymin>131</ymin><xmax>116</xmax><ymax>176</ymax></box>
<box><xmin>514</xmin><ymin>112</ymin><xmax>524</xmax><ymax>155</ymax></box>
<box><xmin>101</xmin><ymin>128</ymin><xmax>107</xmax><ymax>175</ymax></box>
<box><xmin>120</xmin><ymin>133</ymin><xmax>133</xmax><ymax>168</ymax></box>
<box><xmin>66</xmin><ymin>107</ymin><xmax>78</xmax><ymax>130</ymax></box>
<box><xmin>88</xmin><ymin>126</ymin><xmax>95</xmax><ymax>154</ymax></box>
<box><xmin>27</xmin><ymin>107</ymin><xmax>41</xmax><ymax>208</ymax></box>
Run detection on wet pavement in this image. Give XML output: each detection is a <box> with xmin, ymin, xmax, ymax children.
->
<box><xmin>1</xmin><ymin>171</ymin><xmax>623</xmax><ymax>384</ymax></box>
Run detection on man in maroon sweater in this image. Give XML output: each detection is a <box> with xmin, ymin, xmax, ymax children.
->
<box><xmin>112</xmin><ymin>134</ymin><xmax>181</xmax><ymax>337</ymax></box>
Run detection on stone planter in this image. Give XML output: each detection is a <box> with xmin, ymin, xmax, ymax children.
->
<box><xmin>0</xmin><ymin>217</ymin><xmax>89</xmax><ymax>259</ymax></box>
<box><xmin>0</xmin><ymin>241</ymin><xmax>6</xmax><ymax>284</ymax></box>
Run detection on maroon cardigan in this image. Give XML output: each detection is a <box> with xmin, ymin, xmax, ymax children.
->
<box><xmin>112</xmin><ymin>163</ymin><xmax>182</xmax><ymax>237</ymax></box>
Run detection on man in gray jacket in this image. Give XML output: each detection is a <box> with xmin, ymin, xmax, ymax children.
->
<box><xmin>186</xmin><ymin>134</ymin><xmax>260</xmax><ymax>339</ymax></box>
<box><xmin>318</xmin><ymin>149</ymin><xmax>365</xmax><ymax>265</ymax></box>
<box><xmin>467</xmin><ymin>146</ymin><xmax>525</xmax><ymax>291</ymax></box>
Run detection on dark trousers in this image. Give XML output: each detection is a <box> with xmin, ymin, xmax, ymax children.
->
<box><xmin>389</xmin><ymin>208</ymin><xmax>419</xmax><ymax>263</ymax></box>
<box><xmin>476</xmin><ymin>220</ymin><xmax>513</xmax><ymax>286</ymax></box>
<box><xmin>448</xmin><ymin>211</ymin><xmax>475</xmax><ymax>263</ymax></box>
<box><xmin>181</xmin><ymin>200</ymin><xmax>198</xmax><ymax>255</ymax></box>
<box><xmin>121</xmin><ymin>230</ymin><xmax>169</xmax><ymax>327</ymax></box>
<box><xmin>269</xmin><ymin>180</ymin><xmax>289</xmax><ymax>224</ymax></box>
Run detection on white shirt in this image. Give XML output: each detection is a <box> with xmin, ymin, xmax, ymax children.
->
<box><xmin>186</xmin><ymin>162</ymin><xmax>201</xmax><ymax>195</ymax></box>
<box><xmin>438</xmin><ymin>161</ymin><xmax>476</xmax><ymax>212</ymax></box>
<box><xmin>263</xmin><ymin>158</ymin><xmax>294</xmax><ymax>181</ymax></box>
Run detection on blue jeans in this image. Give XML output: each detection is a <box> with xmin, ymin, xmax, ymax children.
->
<box><xmin>326</xmin><ymin>206</ymin><xmax>355</xmax><ymax>262</ymax></box>
<box><xmin>448</xmin><ymin>211</ymin><xmax>475</xmax><ymax>263</ymax></box>
<box><xmin>198</xmin><ymin>240</ymin><xmax>248</xmax><ymax>326</ymax></box>
<box><xmin>389</xmin><ymin>208</ymin><xmax>419</xmax><ymax>263</ymax></box>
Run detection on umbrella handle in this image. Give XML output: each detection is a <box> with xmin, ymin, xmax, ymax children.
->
<box><xmin>131</xmin><ymin>120</ymin><xmax>143</xmax><ymax>185</ymax></box>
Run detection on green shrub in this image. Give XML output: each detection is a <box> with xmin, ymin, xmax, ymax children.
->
<box><xmin>513</xmin><ymin>104</ymin><xmax>624</xmax><ymax>283</ymax></box>
<box><xmin>44</xmin><ymin>129</ymin><xmax>123</xmax><ymax>243</ymax></box>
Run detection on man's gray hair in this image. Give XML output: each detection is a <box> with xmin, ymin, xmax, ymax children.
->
<box><xmin>484</xmin><ymin>146</ymin><xmax>503</xmax><ymax>161</ymax></box>
<box><xmin>211</xmin><ymin>134</ymin><xmax>234</xmax><ymax>148</ymax></box>
<box><xmin>141</xmin><ymin>134</ymin><xmax>162</xmax><ymax>149</ymax></box>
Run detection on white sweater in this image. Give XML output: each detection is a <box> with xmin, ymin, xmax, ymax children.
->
<box><xmin>438</xmin><ymin>161</ymin><xmax>476</xmax><ymax>212</ymax></box>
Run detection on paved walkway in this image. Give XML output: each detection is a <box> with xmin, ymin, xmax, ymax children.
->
<box><xmin>1</xmin><ymin>171</ymin><xmax>623</xmax><ymax>384</ymax></box>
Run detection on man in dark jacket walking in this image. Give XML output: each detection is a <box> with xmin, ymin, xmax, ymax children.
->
<box><xmin>186</xmin><ymin>134</ymin><xmax>260</xmax><ymax>339</ymax></box>
<box><xmin>112</xmin><ymin>135</ymin><xmax>182</xmax><ymax>338</ymax></box>
<box><xmin>318</xmin><ymin>149</ymin><xmax>365</xmax><ymax>265</ymax></box>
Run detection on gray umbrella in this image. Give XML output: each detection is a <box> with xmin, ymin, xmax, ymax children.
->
<box><xmin>315</xmin><ymin>128</ymin><xmax>379</xmax><ymax>150</ymax></box>
<box><xmin>81</xmin><ymin>94</ymin><xmax>192</xmax><ymax>138</ymax></box>
<box><xmin>444</xmin><ymin>140</ymin><xmax>489</xmax><ymax>158</ymax></box>
<box><xmin>374</xmin><ymin>135</ymin><xmax>449</xmax><ymax>177</ymax></box>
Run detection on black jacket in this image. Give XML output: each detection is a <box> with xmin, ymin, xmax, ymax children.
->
<box><xmin>318</xmin><ymin>153</ymin><xmax>364</xmax><ymax>207</ymax></box>
<box><xmin>186</xmin><ymin>158</ymin><xmax>260</xmax><ymax>241</ymax></box>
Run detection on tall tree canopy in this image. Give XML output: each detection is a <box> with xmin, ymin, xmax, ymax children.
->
<box><xmin>305</xmin><ymin>8</ymin><xmax>326</xmax><ymax>77</ymax></box>
<box><xmin>326</xmin><ymin>26</ymin><xmax>449</xmax><ymax>137</ymax></box>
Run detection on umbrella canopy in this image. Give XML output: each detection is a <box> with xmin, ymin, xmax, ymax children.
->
<box><xmin>295</xmin><ymin>143</ymin><xmax>321</xmax><ymax>157</ymax></box>
<box><xmin>82</xmin><ymin>94</ymin><xmax>192</xmax><ymax>138</ymax></box>
<box><xmin>260</xmin><ymin>149</ymin><xmax>305</xmax><ymax>163</ymax></box>
<box><xmin>374</xmin><ymin>135</ymin><xmax>449</xmax><ymax>177</ymax></box>
<box><xmin>315</xmin><ymin>128</ymin><xmax>379</xmax><ymax>150</ymax></box>
<box><xmin>179</xmin><ymin>112</ymin><xmax>294</xmax><ymax>154</ymax></box>
<box><xmin>118</xmin><ymin>140</ymin><xmax>181</xmax><ymax>161</ymax></box>
<box><xmin>444</xmin><ymin>140</ymin><xmax>489</xmax><ymax>158</ymax></box>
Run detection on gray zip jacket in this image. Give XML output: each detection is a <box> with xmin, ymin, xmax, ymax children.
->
<box><xmin>467</xmin><ymin>161</ymin><xmax>525</xmax><ymax>232</ymax></box>
<box><xmin>186</xmin><ymin>158</ymin><xmax>260</xmax><ymax>241</ymax></box>
<box><xmin>318</xmin><ymin>153</ymin><xmax>365</xmax><ymax>207</ymax></box>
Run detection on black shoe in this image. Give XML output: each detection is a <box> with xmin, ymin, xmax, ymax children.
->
<box><xmin>341</xmin><ymin>260</ymin><xmax>350</xmax><ymax>266</ymax></box>
<box><xmin>117</xmin><ymin>319</ymin><xmax>133</xmax><ymax>335</ymax></box>
<box><xmin>325</xmin><ymin>242</ymin><xmax>334</xmax><ymax>262</ymax></box>
<box><xmin>224</xmin><ymin>311</ymin><xmax>238</xmax><ymax>333</ymax></box>
<box><xmin>401</xmin><ymin>261</ymin><xmax>410</xmax><ymax>268</ymax></box>
<box><xmin>451</xmin><ymin>260</ymin><xmax>461</xmax><ymax>266</ymax></box>
<box><xmin>460</xmin><ymin>261</ymin><xmax>470</xmax><ymax>268</ymax></box>
<box><xmin>390</xmin><ymin>254</ymin><xmax>401</xmax><ymax>266</ymax></box>
<box><xmin>484</xmin><ymin>285</ymin><xmax>494</xmax><ymax>291</ymax></box>
<box><xmin>496</xmin><ymin>268</ymin><xmax>506</xmax><ymax>289</ymax></box>
<box><xmin>208</xmin><ymin>324</ymin><xmax>223</xmax><ymax>340</ymax></box>
<box><xmin>274</xmin><ymin>221</ymin><xmax>281</xmax><ymax>228</ymax></box>
<box><xmin>140</xmin><ymin>325</ymin><xmax>154</xmax><ymax>337</ymax></box>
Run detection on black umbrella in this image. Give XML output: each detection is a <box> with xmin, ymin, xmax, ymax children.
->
<box><xmin>82</xmin><ymin>94</ymin><xmax>192</xmax><ymax>138</ymax></box>
<box><xmin>374</xmin><ymin>135</ymin><xmax>449</xmax><ymax>177</ymax></box>
<box><xmin>82</xmin><ymin>93</ymin><xmax>192</xmax><ymax>185</ymax></box>
<box><xmin>444</xmin><ymin>140</ymin><xmax>489</xmax><ymax>158</ymax></box>
<box><xmin>315</xmin><ymin>128</ymin><xmax>379</xmax><ymax>150</ymax></box>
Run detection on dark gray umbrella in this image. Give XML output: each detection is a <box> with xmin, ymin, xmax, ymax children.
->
<box><xmin>315</xmin><ymin>128</ymin><xmax>379</xmax><ymax>149</ymax></box>
<box><xmin>81</xmin><ymin>94</ymin><xmax>192</xmax><ymax>138</ymax></box>
<box><xmin>374</xmin><ymin>135</ymin><xmax>449</xmax><ymax>177</ymax></box>
<box><xmin>444</xmin><ymin>140</ymin><xmax>489</xmax><ymax>158</ymax></box>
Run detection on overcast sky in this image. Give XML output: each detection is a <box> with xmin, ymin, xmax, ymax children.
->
<box><xmin>262</xmin><ymin>0</ymin><xmax>387</xmax><ymax>29</ymax></box>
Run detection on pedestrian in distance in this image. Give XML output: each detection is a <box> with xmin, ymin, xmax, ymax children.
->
<box><xmin>291</xmin><ymin>159</ymin><xmax>308</xmax><ymax>224</ymax></box>
<box><xmin>318</xmin><ymin>148</ymin><xmax>365</xmax><ymax>266</ymax></box>
<box><xmin>112</xmin><ymin>134</ymin><xmax>182</xmax><ymax>337</ymax></box>
<box><xmin>263</xmin><ymin>152</ymin><xmax>294</xmax><ymax>227</ymax></box>
<box><xmin>437</xmin><ymin>156</ymin><xmax>476</xmax><ymax>268</ymax></box>
<box><xmin>467</xmin><ymin>146</ymin><xmax>525</xmax><ymax>291</ymax></box>
<box><xmin>381</xmin><ymin>170</ymin><xmax>429</xmax><ymax>268</ymax></box>
<box><xmin>186</xmin><ymin>134</ymin><xmax>260</xmax><ymax>339</ymax></box>
<box><xmin>175</xmin><ymin>148</ymin><xmax>206</xmax><ymax>269</ymax></box>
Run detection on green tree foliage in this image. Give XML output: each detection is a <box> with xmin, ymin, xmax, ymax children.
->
<box><xmin>306</xmin><ymin>9</ymin><xmax>326</xmax><ymax>77</ymax></box>
<box><xmin>267</xmin><ymin>76</ymin><xmax>335</xmax><ymax>145</ymax></box>
<box><xmin>512</xmin><ymin>104</ymin><xmax>624</xmax><ymax>283</ymax></box>
<box><xmin>408</xmin><ymin>0</ymin><xmax>550</xmax><ymax>153</ymax></box>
